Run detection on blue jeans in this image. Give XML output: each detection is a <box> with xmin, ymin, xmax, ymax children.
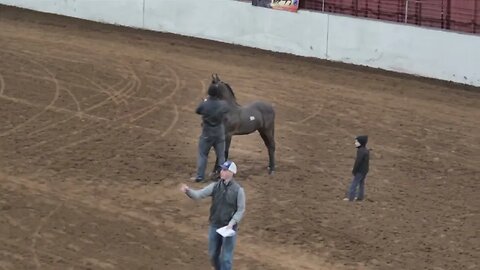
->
<box><xmin>196</xmin><ymin>135</ymin><xmax>225</xmax><ymax>179</ymax></box>
<box><xmin>208</xmin><ymin>225</ymin><xmax>237</xmax><ymax>270</ymax></box>
<box><xmin>348</xmin><ymin>173</ymin><xmax>367</xmax><ymax>201</ymax></box>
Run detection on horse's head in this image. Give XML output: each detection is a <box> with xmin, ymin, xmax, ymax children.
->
<box><xmin>209</xmin><ymin>74</ymin><xmax>239</xmax><ymax>106</ymax></box>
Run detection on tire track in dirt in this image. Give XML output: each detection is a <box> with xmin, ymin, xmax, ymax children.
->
<box><xmin>80</xmin><ymin>63</ymin><xmax>178</xmax><ymax>137</ymax></box>
<box><xmin>2</xmin><ymin>44</ymin><xmax>90</xmax><ymax>65</ymax></box>
<box><xmin>79</xmin><ymin>74</ymin><xmax>123</xmax><ymax>105</ymax></box>
<box><xmin>0</xmin><ymin>173</ymin><xmax>356</xmax><ymax>270</ymax></box>
<box><xmin>119</xmin><ymin>64</ymin><xmax>142</xmax><ymax>105</ymax></box>
<box><xmin>61</xmin><ymin>86</ymin><xmax>81</xmax><ymax>113</ymax></box>
<box><xmin>9</xmin><ymin>72</ymin><xmax>121</xmax><ymax>106</ymax></box>
<box><xmin>33</xmin><ymin>63</ymin><xmax>180</xmax><ymax>156</ymax></box>
<box><xmin>0</xmin><ymin>72</ymin><xmax>5</xmax><ymax>95</ymax></box>
<box><xmin>161</xmin><ymin>104</ymin><xmax>179</xmax><ymax>138</ymax></box>
<box><xmin>0</xmin><ymin>49</ymin><xmax>131</xmax><ymax>139</ymax></box>
<box><xmin>31</xmin><ymin>203</ymin><xmax>62</xmax><ymax>270</ymax></box>
<box><xmin>23</xmin><ymin>65</ymin><xmax>138</xmax><ymax>143</ymax></box>
<box><xmin>1</xmin><ymin>238</ymin><xmax>93</xmax><ymax>270</ymax></box>
<box><xmin>128</xmin><ymin>64</ymin><xmax>181</xmax><ymax>123</ymax></box>
<box><xmin>26</xmin><ymin>80</ymin><xmax>137</xmax><ymax>155</ymax></box>
<box><xmin>24</xmin><ymin>78</ymin><xmax>129</xmax><ymax>138</ymax></box>
<box><xmin>135</xmin><ymin>77</ymin><xmax>205</xmax><ymax>151</ymax></box>
<box><xmin>0</xmin><ymin>92</ymin><xmax>162</xmax><ymax>138</ymax></box>
<box><xmin>1</xmin><ymin>69</ymin><xmax>165</xmax><ymax>107</ymax></box>
<box><xmin>0</xmin><ymin>58</ymin><xmax>60</xmax><ymax>138</ymax></box>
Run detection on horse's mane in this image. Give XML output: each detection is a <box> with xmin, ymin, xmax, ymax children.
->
<box><xmin>224</xmin><ymin>83</ymin><xmax>236</xmax><ymax>99</ymax></box>
<box><xmin>219</xmin><ymin>81</ymin><xmax>240</xmax><ymax>106</ymax></box>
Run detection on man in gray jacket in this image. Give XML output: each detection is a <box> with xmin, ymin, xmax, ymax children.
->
<box><xmin>181</xmin><ymin>160</ymin><xmax>246</xmax><ymax>270</ymax></box>
<box><xmin>192</xmin><ymin>84</ymin><xmax>230</xmax><ymax>182</ymax></box>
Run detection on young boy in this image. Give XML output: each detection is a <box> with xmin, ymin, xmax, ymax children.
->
<box><xmin>345</xmin><ymin>135</ymin><xmax>370</xmax><ymax>202</ymax></box>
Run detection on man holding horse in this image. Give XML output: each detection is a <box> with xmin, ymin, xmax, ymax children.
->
<box><xmin>191</xmin><ymin>84</ymin><xmax>230</xmax><ymax>182</ymax></box>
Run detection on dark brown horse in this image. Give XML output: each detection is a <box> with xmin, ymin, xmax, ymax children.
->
<box><xmin>210</xmin><ymin>74</ymin><xmax>276</xmax><ymax>175</ymax></box>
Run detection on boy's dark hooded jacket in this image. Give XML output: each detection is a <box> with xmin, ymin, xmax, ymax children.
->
<box><xmin>352</xmin><ymin>135</ymin><xmax>369</xmax><ymax>175</ymax></box>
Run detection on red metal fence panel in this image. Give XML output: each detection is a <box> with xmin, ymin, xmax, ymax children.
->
<box><xmin>299</xmin><ymin>0</ymin><xmax>479</xmax><ymax>34</ymax></box>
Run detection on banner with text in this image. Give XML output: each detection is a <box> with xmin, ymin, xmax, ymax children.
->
<box><xmin>252</xmin><ymin>0</ymin><xmax>300</xmax><ymax>12</ymax></box>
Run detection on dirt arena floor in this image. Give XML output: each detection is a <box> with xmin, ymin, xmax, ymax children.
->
<box><xmin>0</xmin><ymin>5</ymin><xmax>479</xmax><ymax>270</ymax></box>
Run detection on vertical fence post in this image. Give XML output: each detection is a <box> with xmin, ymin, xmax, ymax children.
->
<box><xmin>377</xmin><ymin>0</ymin><xmax>381</xmax><ymax>19</ymax></box>
<box><xmin>416</xmin><ymin>0</ymin><xmax>422</xmax><ymax>25</ymax></box>
<box><xmin>404</xmin><ymin>0</ymin><xmax>409</xmax><ymax>23</ymax></box>
<box><xmin>353</xmin><ymin>0</ymin><xmax>357</xmax><ymax>16</ymax></box>
<box><xmin>446</xmin><ymin>0</ymin><xmax>451</xmax><ymax>29</ymax></box>
<box><xmin>322</xmin><ymin>0</ymin><xmax>325</xmax><ymax>12</ymax></box>
<box><xmin>397</xmin><ymin>0</ymin><xmax>402</xmax><ymax>22</ymax></box>
<box><xmin>474</xmin><ymin>0</ymin><xmax>478</xmax><ymax>33</ymax></box>
<box><xmin>441</xmin><ymin>0</ymin><xmax>445</xmax><ymax>29</ymax></box>
<box><xmin>365</xmin><ymin>1</ymin><xmax>370</xmax><ymax>18</ymax></box>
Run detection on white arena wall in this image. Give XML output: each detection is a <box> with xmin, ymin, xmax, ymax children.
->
<box><xmin>1</xmin><ymin>0</ymin><xmax>479</xmax><ymax>87</ymax></box>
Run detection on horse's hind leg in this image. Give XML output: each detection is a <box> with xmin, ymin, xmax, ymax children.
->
<box><xmin>259</xmin><ymin>128</ymin><xmax>275</xmax><ymax>175</ymax></box>
<box><xmin>210</xmin><ymin>136</ymin><xmax>231</xmax><ymax>180</ymax></box>
<box><xmin>212</xmin><ymin>155</ymin><xmax>219</xmax><ymax>171</ymax></box>
<box><xmin>224</xmin><ymin>135</ymin><xmax>232</xmax><ymax>161</ymax></box>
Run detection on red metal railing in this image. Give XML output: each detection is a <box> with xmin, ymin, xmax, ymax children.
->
<box><xmin>299</xmin><ymin>0</ymin><xmax>480</xmax><ymax>34</ymax></box>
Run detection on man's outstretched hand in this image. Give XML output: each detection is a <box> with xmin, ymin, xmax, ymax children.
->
<box><xmin>180</xmin><ymin>184</ymin><xmax>189</xmax><ymax>193</ymax></box>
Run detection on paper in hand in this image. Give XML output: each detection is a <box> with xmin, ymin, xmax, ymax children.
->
<box><xmin>216</xmin><ymin>226</ymin><xmax>236</xmax><ymax>237</ymax></box>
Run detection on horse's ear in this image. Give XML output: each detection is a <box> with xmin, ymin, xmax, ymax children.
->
<box><xmin>215</xmin><ymin>74</ymin><xmax>220</xmax><ymax>81</ymax></box>
<box><xmin>211</xmin><ymin>74</ymin><xmax>215</xmax><ymax>81</ymax></box>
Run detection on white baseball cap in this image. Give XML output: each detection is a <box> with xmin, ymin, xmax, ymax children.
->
<box><xmin>220</xmin><ymin>160</ymin><xmax>237</xmax><ymax>174</ymax></box>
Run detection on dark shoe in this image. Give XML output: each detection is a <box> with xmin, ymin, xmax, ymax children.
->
<box><xmin>190</xmin><ymin>176</ymin><xmax>204</xmax><ymax>182</ymax></box>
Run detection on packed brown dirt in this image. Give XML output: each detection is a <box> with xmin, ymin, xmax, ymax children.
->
<box><xmin>0</xmin><ymin>5</ymin><xmax>479</xmax><ymax>270</ymax></box>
